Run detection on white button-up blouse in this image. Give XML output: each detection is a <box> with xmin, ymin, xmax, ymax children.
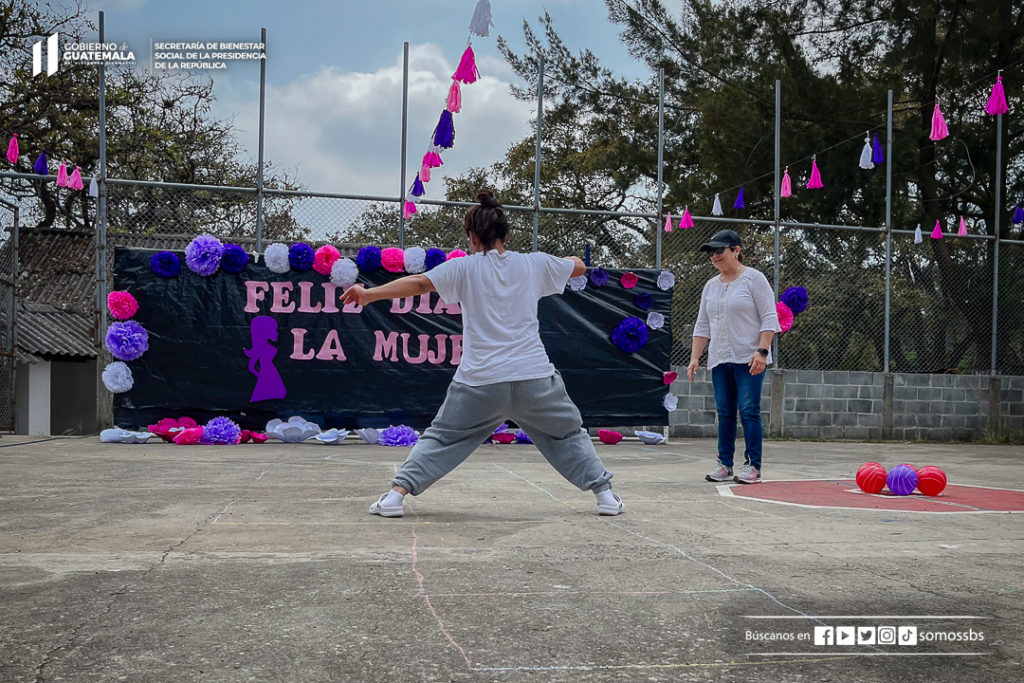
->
<box><xmin>692</xmin><ymin>267</ymin><xmax>781</xmax><ymax>369</ymax></box>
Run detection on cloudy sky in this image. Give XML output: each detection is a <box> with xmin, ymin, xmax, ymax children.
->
<box><xmin>80</xmin><ymin>0</ymin><xmax>649</xmax><ymax>197</ymax></box>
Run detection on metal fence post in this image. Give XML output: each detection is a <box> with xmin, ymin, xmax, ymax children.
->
<box><xmin>884</xmin><ymin>89</ymin><xmax>893</xmax><ymax>372</ymax></box>
<box><xmin>656</xmin><ymin>68</ymin><xmax>664</xmax><ymax>269</ymax></box>
<box><xmin>399</xmin><ymin>42</ymin><xmax>409</xmax><ymax>249</ymax></box>
<box><xmin>95</xmin><ymin>11</ymin><xmax>111</xmax><ymax>431</ymax></box>
<box><xmin>991</xmin><ymin>92</ymin><xmax>1003</xmax><ymax>375</ymax></box>
<box><xmin>532</xmin><ymin>57</ymin><xmax>544</xmax><ymax>252</ymax></box>
<box><xmin>255</xmin><ymin>27</ymin><xmax>267</xmax><ymax>252</ymax></box>
<box><xmin>772</xmin><ymin>79</ymin><xmax>781</xmax><ymax>368</ymax></box>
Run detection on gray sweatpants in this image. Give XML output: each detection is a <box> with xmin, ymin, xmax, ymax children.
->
<box><xmin>391</xmin><ymin>372</ymin><xmax>614</xmax><ymax>496</ymax></box>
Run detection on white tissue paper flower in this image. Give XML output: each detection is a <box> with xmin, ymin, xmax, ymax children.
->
<box><xmin>102</xmin><ymin>361</ymin><xmax>133</xmax><ymax>393</ymax></box>
<box><xmin>657</xmin><ymin>270</ymin><xmax>675</xmax><ymax>290</ymax></box>
<box><xmin>663</xmin><ymin>392</ymin><xmax>678</xmax><ymax>412</ymax></box>
<box><xmin>264</xmin><ymin>243</ymin><xmax>290</xmax><ymax>273</ymax></box>
<box><xmin>567</xmin><ymin>275</ymin><xmax>587</xmax><ymax>291</ymax></box>
<box><xmin>330</xmin><ymin>258</ymin><xmax>359</xmax><ymax>289</ymax></box>
<box><xmin>634</xmin><ymin>430</ymin><xmax>667</xmax><ymax>445</ymax></box>
<box><xmin>404</xmin><ymin>247</ymin><xmax>426</xmax><ymax>274</ymax></box>
<box><xmin>647</xmin><ymin>312</ymin><xmax>665</xmax><ymax>329</ymax></box>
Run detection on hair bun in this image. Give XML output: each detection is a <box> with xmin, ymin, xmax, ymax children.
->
<box><xmin>477</xmin><ymin>189</ymin><xmax>499</xmax><ymax>208</ymax></box>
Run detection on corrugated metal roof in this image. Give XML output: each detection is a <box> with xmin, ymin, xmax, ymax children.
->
<box><xmin>16</xmin><ymin>303</ymin><xmax>95</xmax><ymax>359</ymax></box>
<box><xmin>10</xmin><ymin>229</ymin><xmax>95</xmax><ymax>313</ymax></box>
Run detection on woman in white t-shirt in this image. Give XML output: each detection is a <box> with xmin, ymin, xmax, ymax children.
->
<box><xmin>341</xmin><ymin>190</ymin><xmax>624</xmax><ymax>518</ymax></box>
<box><xmin>686</xmin><ymin>229</ymin><xmax>780</xmax><ymax>485</ymax></box>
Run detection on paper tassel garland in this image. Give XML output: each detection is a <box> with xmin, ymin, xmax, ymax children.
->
<box><xmin>664</xmin><ymin>212</ymin><xmax>672</xmax><ymax>233</ymax></box>
<box><xmin>410</xmin><ymin>174</ymin><xmax>424</xmax><ymax>197</ymax></box>
<box><xmin>33</xmin><ymin>151</ymin><xmax>48</xmax><ymax>175</ymax></box>
<box><xmin>712</xmin><ymin>193</ymin><xmax>723</xmax><ymax>216</ymax></box>
<box><xmin>733</xmin><ymin>187</ymin><xmax>745</xmax><ymax>210</ymax></box>
<box><xmin>872</xmin><ymin>133</ymin><xmax>884</xmax><ymax>164</ymax></box>
<box><xmin>69</xmin><ymin>166</ymin><xmax>83</xmax><ymax>190</ymax></box>
<box><xmin>403</xmin><ymin>200</ymin><xmax>417</xmax><ymax>219</ymax></box>
<box><xmin>957</xmin><ymin>215</ymin><xmax>967</xmax><ymax>236</ymax></box>
<box><xmin>447</xmin><ymin>80</ymin><xmax>462</xmax><ymax>113</ymax></box>
<box><xmin>1013</xmin><ymin>205</ymin><xmax>1024</xmax><ymax>224</ymax></box>
<box><xmin>432</xmin><ymin>110</ymin><xmax>455</xmax><ymax>149</ymax></box>
<box><xmin>6</xmin><ymin>134</ymin><xmax>17</xmax><ymax>164</ymax></box>
<box><xmin>453</xmin><ymin>44</ymin><xmax>480</xmax><ymax>84</ymax></box>
<box><xmin>780</xmin><ymin>168</ymin><xmax>792</xmax><ymax>198</ymax></box>
<box><xmin>469</xmin><ymin>0</ymin><xmax>494</xmax><ymax>37</ymax></box>
<box><xmin>931</xmin><ymin>219</ymin><xmax>943</xmax><ymax>240</ymax></box>
<box><xmin>807</xmin><ymin>156</ymin><xmax>823</xmax><ymax>189</ymax></box>
<box><xmin>930</xmin><ymin>102</ymin><xmax>949</xmax><ymax>141</ymax></box>
<box><xmin>859</xmin><ymin>134</ymin><xmax>873</xmax><ymax>169</ymax></box>
<box><xmin>680</xmin><ymin>206</ymin><xmax>694</xmax><ymax>229</ymax></box>
<box><xmin>57</xmin><ymin>162</ymin><xmax>68</xmax><ymax>187</ymax></box>
<box><xmin>914</xmin><ymin>224</ymin><xmax>923</xmax><ymax>244</ymax></box>
<box><xmin>985</xmin><ymin>74</ymin><xmax>1009</xmax><ymax>116</ymax></box>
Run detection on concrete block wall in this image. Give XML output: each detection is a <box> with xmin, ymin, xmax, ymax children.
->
<box><xmin>668</xmin><ymin>368</ymin><xmax>1019</xmax><ymax>441</ymax></box>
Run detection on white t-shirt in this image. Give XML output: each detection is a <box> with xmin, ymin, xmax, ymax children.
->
<box><xmin>425</xmin><ymin>249</ymin><xmax>575</xmax><ymax>386</ymax></box>
<box><xmin>692</xmin><ymin>267</ymin><xmax>781</xmax><ymax>369</ymax></box>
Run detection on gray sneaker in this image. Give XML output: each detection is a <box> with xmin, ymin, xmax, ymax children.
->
<box><xmin>598</xmin><ymin>493</ymin><xmax>625</xmax><ymax>516</ymax></box>
<box><xmin>734</xmin><ymin>464</ymin><xmax>761</xmax><ymax>484</ymax></box>
<box><xmin>705</xmin><ymin>463</ymin><xmax>733</xmax><ymax>482</ymax></box>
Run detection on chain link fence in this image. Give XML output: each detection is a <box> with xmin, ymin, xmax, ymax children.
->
<box><xmin>0</xmin><ymin>219</ymin><xmax>15</xmax><ymax>432</ymax></box>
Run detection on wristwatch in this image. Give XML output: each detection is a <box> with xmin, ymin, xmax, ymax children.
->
<box><xmin>757</xmin><ymin>348</ymin><xmax>769</xmax><ymax>357</ymax></box>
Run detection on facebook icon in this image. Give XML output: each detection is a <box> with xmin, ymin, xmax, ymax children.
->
<box><xmin>814</xmin><ymin>626</ymin><xmax>834</xmax><ymax>646</ymax></box>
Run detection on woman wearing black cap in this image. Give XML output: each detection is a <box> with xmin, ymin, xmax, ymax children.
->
<box><xmin>687</xmin><ymin>229</ymin><xmax>780</xmax><ymax>484</ymax></box>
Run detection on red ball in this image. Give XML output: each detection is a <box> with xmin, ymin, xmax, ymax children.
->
<box><xmin>856</xmin><ymin>463</ymin><xmax>887</xmax><ymax>494</ymax></box>
<box><xmin>916</xmin><ymin>466</ymin><xmax>947</xmax><ymax>496</ymax></box>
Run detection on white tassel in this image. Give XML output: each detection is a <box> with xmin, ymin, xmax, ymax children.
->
<box><xmin>711</xmin><ymin>193</ymin><xmax>723</xmax><ymax>216</ymax></box>
<box><xmin>859</xmin><ymin>133</ymin><xmax>873</xmax><ymax>169</ymax></box>
<box><xmin>914</xmin><ymin>223</ymin><xmax>922</xmax><ymax>244</ymax></box>
<box><xmin>89</xmin><ymin>177</ymin><xmax>99</xmax><ymax>197</ymax></box>
<box><xmin>469</xmin><ymin>0</ymin><xmax>494</xmax><ymax>37</ymax></box>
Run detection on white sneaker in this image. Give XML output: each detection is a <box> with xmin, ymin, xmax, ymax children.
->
<box><xmin>734</xmin><ymin>464</ymin><xmax>761</xmax><ymax>484</ymax></box>
<box><xmin>598</xmin><ymin>493</ymin><xmax>625</xmax><ymax>516</ymax></box>
<box><xmin>368</xmin><ymin>493</ymin><xmax>404</xmax><ymax>518</ymax></box>
<box><xmin>705</xmin><ymin>463</ymin><xmax>733</xmax><ymax>482</ymax></box>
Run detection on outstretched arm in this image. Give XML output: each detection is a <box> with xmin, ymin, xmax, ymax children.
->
<box><xmin>341</xmin><ymin>274</ymin><xmax>435</xmax><ymax>307</ymax></box>
<box><xmin>566</xmin><ymin>256</ymin><xmax>586</xmax><ymax>277</ymax></box>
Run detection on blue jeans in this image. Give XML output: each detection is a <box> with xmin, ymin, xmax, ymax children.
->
<box><xmin>711</xmin><ymin>363</ymin><xmax>765</xmax><ymax>470</ymax></box>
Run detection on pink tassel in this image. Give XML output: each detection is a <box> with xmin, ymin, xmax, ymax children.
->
<box><xmin>985</xmin><ymin>74</ymin><xmax>1009</xmax><ymax>116</ymax></box>
<box><xmin>403</xmin><ymin>201</ymin><xmax>417</xmax><ymax>220</ymax></box>
<box><xmin>447</xmin><ymin>80</ymin><xmax>462</xmax><ymax>113</ymax></box>
<box><xmin>930</xmin><ymin>102</ymin><xmax>949</xmax><ymax>141</ymax></box>
<box><xmin>680</xmin><ymin>206</ymin><xmax>695</xmax><ymax>229</ymax></box>
<box><xmin>780</xmin><ymin>168</ymin><xmax>792</xmax><ymax>197</ymax></box>
<box><xmin>806</xmin><ymin>156</ymin><xmax>823</xmax><ymax>189</ymax></box>
<box><xmin>57</xmin><ymin>162</ymin><xmax>68</xmax><ymax>187</ymax></box>
<box><xmin>664</xmin><ymin>212</ymin><xmax>672</xmax><ymax>233</ymax></box>
<box><xmin>957</xmin><ymin>215</ymin><xmax>967</xmax><ymax>236</ymax></box>
<box><xmin>69</xmin><ymin>166</ymin><xmax>84</xmax><ymax>190</ymax></box>
<box><xmin>5</xmin><ymin>134</ymin><xmax>17</xmax><ymax>164</ymax></box>
<box><xmin>422</xmin><ymin>148</ymin><xmax>443</xmax><ymax>168</ymax></box>
<box><xmin>420</xmin><ymin>164</ymin><xmax>431</xmax><ymax>183</ymax></box>
<box><xmin>452</xmin><ymin>44</ymin><xmax>480</xmax><ymax>84</ymax></box>
<box><xmin>931</xmin><ymin>219</ymin><xmax>943</xmax><ymax>240</ymax></box>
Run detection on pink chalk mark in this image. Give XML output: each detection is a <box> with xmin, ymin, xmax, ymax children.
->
<box><xmin>411</xmin><ymin>530</ymin><xmax>473</xmax><ymax>670</ymax></box>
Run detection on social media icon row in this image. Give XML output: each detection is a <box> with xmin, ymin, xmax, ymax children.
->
<box><xmin>814</xmin><ymin>626</ymin><xmax>917</xmax><ymax>645</ymax></box>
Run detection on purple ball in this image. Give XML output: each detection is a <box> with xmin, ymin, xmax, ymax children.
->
<box><xmin>886</xmin><ymin>464</ymin><xmax>918</xmax><ymax>496</ymax></box>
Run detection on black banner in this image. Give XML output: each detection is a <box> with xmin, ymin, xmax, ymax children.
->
<box><xmin>113</xmin><ymin>247</ymin><xmax>671</xmax><ymax>430</ymax></box>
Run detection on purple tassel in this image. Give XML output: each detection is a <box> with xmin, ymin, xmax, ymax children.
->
<box><xmin>33</xmin><ymin>151</ymin><xmax>48</xmax><ymax>175</ymax></box>
<box><xmin>871</xmin><ymin>133</ymin><xmax>884</xmax><ymax>164</ymax></box>
<box><xmin>6</xmin><ymin>134</ymin><xmax>17</xmax><ymax>164</ymax></box>
<box><xmin>432</xmin><ymin>110</ymin><xmax>455</xmax><ymax>149</ymax></box>
<box><xmin>733</xmin><ymin>186</ymin><xmax>745</xmax><ymax>210</ymax></box>
<box><xmin>985</xmin><ymin>74</ymin><xmax>1009</xmax><ymax>116</ymax></box>
<box><xmin>1011</xmin><ymin>205</ymin><xmax>1024</xmax><ymax>225</ymax></box>
<box><xmin>410</xmin><ymin>174</ymin><xmax>425</xmax><ymax>197</ymax></box>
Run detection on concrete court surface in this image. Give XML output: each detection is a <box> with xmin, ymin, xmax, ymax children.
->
<box><xmin>0</xmin><ymin>435</ymin><xmax>1021</xmax><ymax>683</ymax></box>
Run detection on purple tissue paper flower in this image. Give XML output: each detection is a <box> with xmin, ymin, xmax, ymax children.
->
<box><xmin>105</xmin><ymin>320</ymin><xmax>149</xmax><ymax>361</ymax></box>
<box><xmin>220</xmin><ymin>244</ymin><xmax>249</xmax><ymax>273</ymax></box>
<box><xmin>185</xmin><ymin>234</ymin><xmax>224</xmax><ymax>276</ymax></box>
<box><xmin>589</xmin><ymin>267</ymin><xmax>609</xmax><ymax>287</ymax></box>
<box><xmin>424</xmin><ymin>248</ymin><xmax>447</xmax><ymax>271</ymax></box>
<box><xmin>357</xmin><ymin>245</ymin><xmax>383</xmax><ymax>272</ymax></box>
<box><xmin>635</xmin><ymin>292</ymin><xmax>654</xmax><ymax>310</ymax></box>
<box><xmin>611</xmin><ymin>316</ymin><xmax>648</xmax><ymax>353</ymax></box>
<box><xmin>289</xmin><ymin>242</ymin><xmax>315</xmax><ymax>272</ymax></box>
<box><xmin>514</xmin><ymin>429</ymin><xmax>532</xmax><ymax>444</ymax></box>
<box><xmin>201</xmin><ymin>416</ymin><xmax>241</xmax><ymax>445</ymax></box>
<box><xmin>379</xmin><ymin>424</ymin><xmax>419</xmax><ymax>446</ymax></box>
<box><xmin>781</xmin><ymin>286</ymin><xmax>809</xmax><ymax>315</ymax></box>
<box><xmin>151</xmin><ymin>251</ymin><xmax>181</xmax><ymax>278</ymax></box>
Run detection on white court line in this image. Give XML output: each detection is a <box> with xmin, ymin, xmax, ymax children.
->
<box><xmin>754</xmin><ymin>652</ymin><xmax>990</xmax><ymax>657</ymax></box>
<box><xmin>211</xmin><ymin>500</ymin><xmax>236</xmax><ymax>523</ymax></box>
<box><xmin>744</xmin><ymin>615</ymin><xmax>989</xmax><ymax>620</ymax></box>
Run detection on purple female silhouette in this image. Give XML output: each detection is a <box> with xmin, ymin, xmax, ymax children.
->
<box><xmin>244</xmin><ymin>316</ymin><xmax>287</xmax><ymax>402</ymax></box>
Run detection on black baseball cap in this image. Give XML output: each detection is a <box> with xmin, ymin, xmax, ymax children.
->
<box><xmin>698</xmin><ymin>229</ymin><xmax>742</xmax><ymax>252</ymax></box>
